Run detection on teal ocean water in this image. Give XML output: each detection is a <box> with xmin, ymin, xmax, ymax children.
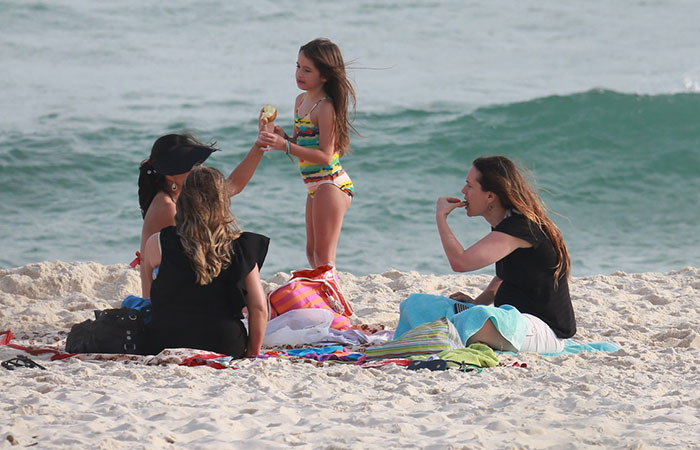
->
<box><xmin>1</xmin><ymin>1</ymin><xmax>698</xmax><ymax>277</ymax></box>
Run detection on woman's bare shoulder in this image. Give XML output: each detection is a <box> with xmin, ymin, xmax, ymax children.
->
<box><xmin>142</xmin><ymin>193</ymin><xmax>176</xmax><ymax>237</ymax></box>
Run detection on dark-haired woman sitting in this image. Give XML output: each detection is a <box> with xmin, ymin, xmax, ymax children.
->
<box><xmin>137</xmin><ymin>129</ymin><xmax>266</xmax><ymax>294</ymax></box>
<box><xmin>398</xmin><ymin>155</ymin><xmax>575</xmax><ymax>354</ymax></box>
<box><xmin>439</xmin><ymin>155</ymin><xmax>576</xmax><ymax>352</ymax></box>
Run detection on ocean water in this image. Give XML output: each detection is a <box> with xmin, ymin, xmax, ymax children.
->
<box><xmin>1</xmin><ymin>0</ymin><xmax>698</xmax><ymax>278</ymax></box>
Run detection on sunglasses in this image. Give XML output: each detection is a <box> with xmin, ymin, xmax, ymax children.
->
<box><xmin>2</xmin><ymin>355</ymin><xmax>47</xmax><ymax>371</ymax></box>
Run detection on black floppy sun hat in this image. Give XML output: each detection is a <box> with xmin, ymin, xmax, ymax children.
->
<box><xmin>150</xmin><ymin>136</ymin><xmax>218</xmax><ymax>175</ymax></box>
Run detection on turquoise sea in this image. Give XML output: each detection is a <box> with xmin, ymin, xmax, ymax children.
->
<box><xmin>1</xmin><ymin>0</ymin><xmax>698</xmax><ymax>278</ymax></box>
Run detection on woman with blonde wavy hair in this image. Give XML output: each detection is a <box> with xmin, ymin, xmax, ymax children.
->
<box><xmin>141</xmin><ymin>165</ymin><xmax>269</xmax><ymax>358</ymax></box>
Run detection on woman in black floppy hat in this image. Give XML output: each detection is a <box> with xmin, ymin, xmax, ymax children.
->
<box><xmin>136</xmin><ymin>132</ymin><xmax>266</xmax><ymax>293</ymax></box>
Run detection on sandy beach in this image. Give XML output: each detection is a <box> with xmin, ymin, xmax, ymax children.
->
<box><xmin>1</xmin><ymin>261</ymin><xmax>699</xmax><ymax>449</ymax></box>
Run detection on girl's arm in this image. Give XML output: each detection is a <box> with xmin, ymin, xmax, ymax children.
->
<box><xmin>257</xmin><ymin>101</ymin><xmax>337</xmax><ymax>165</ymax></box>
<box><xmin>273</xmin><ymin>125</ymin><xmax>291</xmax><ymax>141</ymax></box>
<box><xmin>436</xmin><ymin>197</ymin><xmax>531</xmax><ymax>272</ymax></box>
<box><xmin>140</xmin><ymin>232</ymin><xmax>162</xmax><ymax>298</ymax></box>
<box><xmin>244</xmin><ymin>264</ymin><xmax>267</xmax><ymax>357</ymax></box>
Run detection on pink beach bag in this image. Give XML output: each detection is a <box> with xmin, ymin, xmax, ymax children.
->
<box><xmin>267</xmin><ymin>265</ymin><xmax>353</xmax><ymax>330</ymax></box>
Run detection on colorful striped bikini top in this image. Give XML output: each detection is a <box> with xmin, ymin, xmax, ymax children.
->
<box><xmin>294</xmin><ymin>95</ymin><xmax>343</xmax><ymax>182</ymax></box>
<box><xmin>294</xmin><ymin>95</ymin><xmax>326</xmax><ymax>149</ymax></box>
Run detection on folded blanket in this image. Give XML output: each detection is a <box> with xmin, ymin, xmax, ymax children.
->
<box><xmin>365</xmin><ymin>317</ymin><xmax>463</xmax><ymax>360</ymax></box>
<box><xmin>395</xmin><ymin>293</ymin><xmax>619</xmax><ymax>355</ymax></box>
<box><xmin>395</xmin><ymin>294</ymin><xmax>528</xmax><ymax>350</ymax></box>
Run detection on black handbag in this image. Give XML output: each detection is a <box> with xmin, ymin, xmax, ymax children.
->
<box><xmin>65</xmin><ymin>308</ymin><xmax>148</xmax><ymax>355</ymax></box>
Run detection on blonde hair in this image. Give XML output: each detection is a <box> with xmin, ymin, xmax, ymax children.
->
<box><xmin>175</xmin><ymin>166</ymin><xmax>242</xmax><ymax>285</ymax></box>
<box><xmin>473</xmin><ymin>156</ymin><xmax>570</xmax><ymax>287</ymax></box>
<box><xmin>300</xmin><ymin>38</ymin><xmax>358</xmax><ymax>156</ymax></box>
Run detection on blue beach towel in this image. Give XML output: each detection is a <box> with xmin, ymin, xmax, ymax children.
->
<box><xmin>552</xmin><ymin>339</ymin><xmax>620</xmax><ymax>356</ymax></box>
<box><xmin>395</xmin><ymin>293</ymin><xmax>619</xmax><ymax>355</ymax></box>
<box><xmin>395</xmin><ymin>293</ymin><xmax>528</xmax><ymax>350</ymax></box>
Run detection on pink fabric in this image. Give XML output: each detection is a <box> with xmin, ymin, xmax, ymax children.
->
<box><xmin>268</xmin><ymin>265</ymin><xmax>353</xmax><ymax>330</ymax></box>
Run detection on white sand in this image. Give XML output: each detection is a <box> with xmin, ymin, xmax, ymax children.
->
<box><xmin>1</xmin><ymin>261</ymin><xmax>699</xmax><ymax>449</ymax></box>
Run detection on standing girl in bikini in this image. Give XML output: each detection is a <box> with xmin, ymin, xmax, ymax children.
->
<box><xmin>258</xmin><ymin>38</ymin><xmax>357</xmax><ymax>269</ymax></box>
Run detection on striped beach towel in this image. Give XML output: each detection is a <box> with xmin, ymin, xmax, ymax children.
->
<box><xmin>365</xmin><ymin>317</ymin><xmax>463</xmax><ymax>360</ymax></box>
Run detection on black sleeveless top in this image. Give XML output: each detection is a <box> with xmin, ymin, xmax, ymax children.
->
<box><xmin>493</xmin><ymin>212</ymin><xmax>576</xmax><ymax>338</ymax></box>
<box><xmin>146</xmin><ymin>226</ymin><xmax>269</xmax><ymax>357</ymax></box>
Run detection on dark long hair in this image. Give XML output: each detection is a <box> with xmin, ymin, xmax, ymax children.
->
<box><xmin>299</xmin><ymin>38</ymin><xmax>358</xmax><ymax>156</ymax></box>
<box><xmin>473</xmin><ymin>156</ymin><xmax>570</xmax><ymax>286</ymax></box>
<box><xmin>137</xmin><ymin>133</ymin><xmax>207</xmax><ymax>218</ymax></box>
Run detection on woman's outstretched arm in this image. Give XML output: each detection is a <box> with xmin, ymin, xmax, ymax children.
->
<box><xmin>225</xmin><ymin>144</ymin><xmax>265</xmax><ymax>197</ymax></box>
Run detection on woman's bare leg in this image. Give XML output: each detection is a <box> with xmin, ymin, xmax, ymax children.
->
<box><xmin>467</xmin><ymin>319</ymin><xmax>517</xmax><ymax>352</ymax></box>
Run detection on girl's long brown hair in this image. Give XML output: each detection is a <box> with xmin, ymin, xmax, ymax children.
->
<box><xmin>473</xmin><ymin>156</ymin><xmax>570</xmax><ymax>287</ymax></box>
<box><xmin>300</xmin><ymin>38</ymin><xmax>358</xmax><ymax>157</ymax></box>
<box><xmin>175</xmin><ymin>166</ymin><xmax>241</xmax><ymax>285</ymax></box>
